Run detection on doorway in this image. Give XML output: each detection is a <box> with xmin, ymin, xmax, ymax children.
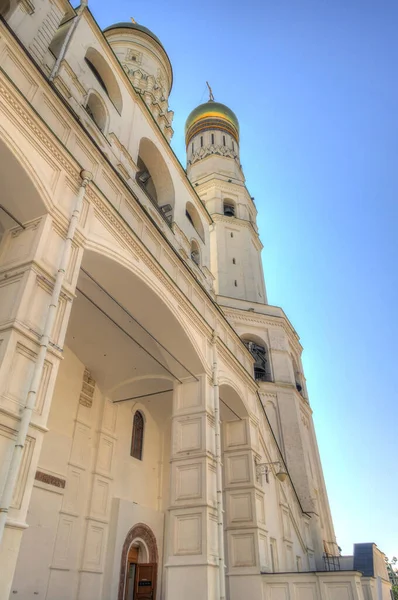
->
<box><xmin>125</xmin><ymin>559</ymin><xmax>157</xmax><ymax>600</ymax></box>
<box><xmin>118</xmin><ymin>524</ymin><xmax>159</xmax><ymax>600</ymax></box>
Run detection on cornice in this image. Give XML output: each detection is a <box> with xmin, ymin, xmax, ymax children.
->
<box><xmin>221</xmin><ymin>305</ymin><xmax>303</xmax><ymax>354</ymax></box>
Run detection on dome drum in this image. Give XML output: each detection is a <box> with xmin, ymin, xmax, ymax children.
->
<box><xmin>185</xmin><ymin>117</ymin><xmax>239</xmax><ymax>146</ymax></box>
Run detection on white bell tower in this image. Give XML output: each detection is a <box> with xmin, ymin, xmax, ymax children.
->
<box><xmin>185</xmin><ymin>88</ymin><xmax>267</xmax><ymax>304</ymax></box>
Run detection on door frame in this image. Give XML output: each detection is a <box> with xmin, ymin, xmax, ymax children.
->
<box><xmin>118</xmin><ymin>523</ymin><xmax>159</xmax><ymax>600</ymax></box>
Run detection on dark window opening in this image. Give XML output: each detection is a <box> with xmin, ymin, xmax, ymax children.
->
<box><xmin>211</xmin><ymin>133</ymin><xmax>214</xmax><ymax>144</ymax></box>
<box><xmin>131</xmin><ymin>411</ymin><xmax>144</xmax><ymax>460</ymax></box>
<box><xmin>200</xmin><ymin>136</ymin><xmax>203</xmax><ymax>147</ymax></box>
<box><xmin>232</xmin><ymin>258</ymin><xmax>236</xmax><ymax>264</ymax></box>
<box><xmin>243</xmin><ymin>341</ymin><xmax>272</xmax><ymax>382</ymax></box>
<box><xmin>191</xmin><ymin>142</ymin><xmax>194</xmax><ymax>153</ymax></box>
<box><xmin>232</xmin><ymin>141</ymin><xmax>235</xmax><ymax>151</ymax></box>
<box><xmin>223</xmin><ymin>202</ymin><xmax>235</xmax><ymax>217</ymax></box>
<box><xmin>85</xmin><ymin>57</ymin><xmax>109</xmax><ymax>95</ymax></box>
<box><xmin>230</xmin><ymin>232</ymin><xmax>233</xmax><ymax>238</ymax></box>
<box><xmin>223</xmin><ymin>135</ymin><xmax>226</xmax><ymax>146</ymax></box>
<box><xmin>186</xmin><ymin>209</ymin><xmax>194</xmax><ymax>227</ymax></box>
<box><xmin>234</xmin><ymin>280</ymin><xmax>237</xmax><ymax>287</ymax></box>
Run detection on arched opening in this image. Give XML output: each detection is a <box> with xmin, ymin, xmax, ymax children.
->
<box><xmin>118</xmin><ymin>523</ymin><xmax>158</xmax><ymax>600</ymax></box>
<box><xmin>219</xmin><ymin>382</ymin><xmax>249</xmax><ymax>422</ymax></box>
<box><xmin>190</xmin><ymin>239</ymin><xmax>200</xmax><ymax>266</ymax></box>
<box><xmin>85</xmin><ymin>47</ymin><xmax>123</xmax><ymax>113</ymax></box>
<box><xmin>223</xmin><ymin>199</ymin><xmax>235</xmax><ymax>217</ymax></box>
<box><xmin>136</xmin><ymin>138</ymin><xmax>175</xmax><ymax>225</ymax></box>
<box><xmin>241</xmin><ymin>335</ymin><xmax>272</xmax><ymax>382</ymax></box>
<box><xmin>185</xmin><ymin>201</ymin><xmax>205</xmax><ymax>241</ymax></box>
<box><xmin>0</xmin><ymin>136</ymin><xmax>48</xmax><ymax>243</ymax></box>
<box><xmin>85</xmin><ymin>92</ymin><xmax>107</xmax><ymax>132</ymax></box>
<box><xmin>131</xmin><ymin>410</ymin><xmax>144</xmax><ymax>460</ymax></box>
<box><xmin>291</xmin><ymin>355</ymin><xmax>304</xmax><ymax>395</ymax></box>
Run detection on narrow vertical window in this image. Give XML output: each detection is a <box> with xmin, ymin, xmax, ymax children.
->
<box><xmin>232</xmin><ymin>258</ymin><xmax>236</xmax><ymax>264</ymax></box>
<box><xmin>200</xmin><ymin>136</ymin><xmax>203</xmax><ymax>147</ymax></box>
<box><xmin>223</xmin><ymin>135</ymin><xmax>226</xmax><ymax>146</ymax></box>
<box><xmin>232</xmin><ymin>141</ymin><xmax>235</xmax><ymax>151</ymax></box>
<box><xmin>234</xmin><ymin>280</ymin><xmax>237</xmax><ymax>287</ymax></box>
<box><xmin>131</xmin><ymin>411</ymin><xmax>144</xmax><ymax>460</ymax></box>
<box><xmin>230</xmin><ymin>232</ymin><xmax>233</xmax><ymax>238</ymax></box>
<box><xmin>191</xmin><ymin>142</ymin><xmax>194</xmax><ymax>153</ymax></box>
<box><xmin>211</xmin><ymin>133</ymin><xmax>214</xmax><ymax>144</ymax></box>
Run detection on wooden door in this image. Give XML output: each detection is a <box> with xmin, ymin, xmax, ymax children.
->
<box><xmin>134</xmin><ymin>563</ymin><xmax>156</xmax><ymax>600</ymax></box>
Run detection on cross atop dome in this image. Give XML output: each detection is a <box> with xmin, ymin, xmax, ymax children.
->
<box><xmin>206</xmin><ymin>81</ymin><xmax>214</xmax><ymax>102</ymax></box>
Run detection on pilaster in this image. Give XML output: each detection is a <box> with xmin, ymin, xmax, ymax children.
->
<box><xmin>223</xmin><ymin>417</ymin><xmax>267</xmax><ymax>600</ymax></box>
<box><xmin>165</xmin><ymin>375</ymin><xmax>219</xmax><ymax>600</ymax></box>
<box><xmin>0</xmin><ymin>210</ymin><xmax>84</xmax><ymax>597</ymax></box>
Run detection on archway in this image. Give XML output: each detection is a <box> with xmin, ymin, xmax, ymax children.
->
<box><xmin>118</xmin><ymin>523</ymin><xmax>158</xmax><ymax>600</ymax></box>
<box><xmin>0</xmin><ymin>136</ymin><xmax>49</xmax><ymax>240</ymax></box>
<box><xmin>136</xmin><ymin>137</ymin><xmax>175</xmax><ymax>223</ymax></box>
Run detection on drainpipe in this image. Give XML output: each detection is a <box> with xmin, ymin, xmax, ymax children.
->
<box><xmin>49</xmin><ymin>0</ymin><xmax>88</xmax><ymax>82</ymax></box>
<box><xmin>212</xmin><ymin>332</ymin><xmax>226</xmax><ymax>600</ymax></box>
<box><xmin>0</xmin><ymin>170</ymin><xmax>93</xmax><ymax>546</ymax></box>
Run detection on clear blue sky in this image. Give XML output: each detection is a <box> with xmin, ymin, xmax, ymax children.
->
<box><xmin>90</xmin><ymin>0</ymin><xmax>398</xmax><ymax>558</ymax></box>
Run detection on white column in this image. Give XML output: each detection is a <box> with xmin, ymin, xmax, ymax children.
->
<box><xmin>165</xmin><ymin>375</ymin><xmax>219</xmax><ymax>600</ymax></box>
<box><xmin>0</xmin><ymin>177</ymin><xmax>88</xmax><ymax>597</ymax></box>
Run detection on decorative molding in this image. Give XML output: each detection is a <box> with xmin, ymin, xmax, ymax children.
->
<box><xmin>79</xmin><ymin>368</ymin><xmax>95</xmax><ymax>408</ymax></box>
<box><xmin>35</xmin><ymin>470</ymin><xmax>66</xmax><ymax>489</ymax></box>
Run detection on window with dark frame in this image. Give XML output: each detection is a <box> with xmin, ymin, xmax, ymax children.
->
<box><xmin>131</xmin><ymin>411</ymin><xmax>144</xmax><ymax>460</ymax></box>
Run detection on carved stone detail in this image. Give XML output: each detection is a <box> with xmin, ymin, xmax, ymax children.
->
<box><xmin>35</xmin><ymin>470</ymin><xmax>66</xmax><ymax>488</ymax></box>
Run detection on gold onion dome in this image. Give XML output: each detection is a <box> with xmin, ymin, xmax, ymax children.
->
<box><xmin>185</xmin><ymin>100</ymin><xmax>240</xmax><ymax>146</ymax></box>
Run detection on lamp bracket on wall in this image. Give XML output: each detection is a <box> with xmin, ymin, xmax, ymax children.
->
<box><xmin>255</xmin><ymin>460</ymin><xmax>288</xmax><ymax>483</ymax></box>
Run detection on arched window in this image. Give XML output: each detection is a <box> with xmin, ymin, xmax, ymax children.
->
<box><xmin>86</xmin><ymin>92</ymin><xmax>107</xmax><ymax>132</ymax></box>
<box><xmin>84</xmin><ymin>47</ymin><xmax>123</xmax><ymax>113</ymax></box>
<box><xmin>292</xmin><ymin>356</ymin><xmax>304</xmax><ymax>394</ymax></box>
<box><xmin>242</xmin><ymin>338</ymin><xmax>272</xmax><ymax>382</ymax></box>
<box><xmin>136</xmin><ymin>137</ymin><xmax>175</xmax><ymax>225</ymax></box>
<box><xmin>223</xmin><ymin>201</ymin><xmax>235</xmax><ymax>217</ymax></box>
<box><xmin>131</xmin><ymin>411</ymin><xmax>144</xmax><ymax>460</ymax></box>
<box><xmin>191</xmin><ymin>239</ymin><xmax>200</xmax><ymax>266</ymax></box>
<box><xmin>186</xmin><ymin>201</ymin><xmax>205</xmax><ymax>241</ymax></box>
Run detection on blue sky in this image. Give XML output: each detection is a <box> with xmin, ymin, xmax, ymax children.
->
<box><xmin>90</xmin><ymin>0</ymin><xmax>398</xmax><ymax>557</ymax></box>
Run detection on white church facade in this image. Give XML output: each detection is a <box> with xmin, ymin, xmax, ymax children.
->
<box><xmin>0</xmin><ymin>3</ymin><xmax>391</xmax><ymax>600</ymax></box>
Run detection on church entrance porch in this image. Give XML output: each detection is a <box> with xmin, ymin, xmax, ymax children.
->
<box><xmin>7</xmin><ymin>248</ymin><xmax>208</xmax><ymax>600</ymax></box>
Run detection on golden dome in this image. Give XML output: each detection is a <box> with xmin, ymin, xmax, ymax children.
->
<box><xmin>185</xmin><ymin>100</ymin><xmax>239</xmax><ymax>146</ymax></box>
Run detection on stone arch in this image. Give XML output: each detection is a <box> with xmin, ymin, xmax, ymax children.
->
<box><xmin>223</xmin><ymin>197</ymin><xmax>236</xmax><ymax>217</ymax></box>
<box><xmin>85</xmin><ymin>46</ymin><xmax>123</xmax><ymax>113</ymax></box>
<box><xmin>136</xmin><ymin>137</ymin><xmax>175</xmax><ymax>222</ymax></box>
<box><xmin>0</xmin><ymin>134</ymin><xmax>51</xmax><ymax>238</ymax></box>
<box><xmin>291</xmin><ymin>353</ymin><xmax>304</xmax><ymax>394</ymax></box>
<box><xmin>68</xmin><ymin>247</ymin><xmax>207</xmax><ymax>401</ymax></box>
<box><xmin>186</xmin><ymin>201</ymin><xmax>205</xmax><ymax>241</ymax></box>
<box><xmin>241</xmin><ymin>333</ymin><xmax>272</xmax><ymax>382</ymax></box>
<box><xmin>85</xmin><ymin>90</ymin><xmax>108</xmax><ymax>133</ymax></box>
<box><xmin>190</xmin><ymin>238</ymin><xmax>200</xmax><ymax>266</ymax></box>
<box><xmin>219</xmin><ymin>380</ymin><xmax>249</xmax><ymax>422</ymax></box>
<box><xmin>118</xmin><ymin>522</ymin><xmax>158</xmax><ymax>600</ymax></box>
